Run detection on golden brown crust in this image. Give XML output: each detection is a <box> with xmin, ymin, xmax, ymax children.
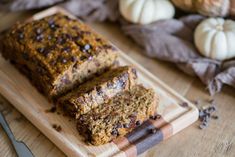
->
<box><xmin>0</xmin><ymin>13</ymin><xmax>118</xmax><ymax>99</ymax></box>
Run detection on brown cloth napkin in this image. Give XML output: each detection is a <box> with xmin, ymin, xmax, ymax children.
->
<box><xmin>1</xmin><ymin>0</ymin><xmax>235</xmax><ymax>95</ymax></box>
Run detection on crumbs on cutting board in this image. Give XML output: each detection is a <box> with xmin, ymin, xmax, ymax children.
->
<box><xmin>45</xmin><ymin>106</ymin><xmax>57</xmax><ymax>113</ymax></box>
<box><xmin>52</xmin><ymin>124</ymin><xmax>62</xmax><ymax>132</ymax></box>
<box><xmin>45</xmin><ymin>106</ymin><xmax>62</xmax><ymax>115</ymax></box>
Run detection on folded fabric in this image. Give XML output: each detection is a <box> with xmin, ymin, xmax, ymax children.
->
<box><xmin>1</xmin><ymin>0</ymin><xmax>235</xmax><ymax>95</ymax></box>
<box><xmin>121</xmin><ymin>15</ymin><xmax>235</xmax><ymax>95</ymax></box>
<box><xmin>0</xmin><ymin>0</ymin><xmax>63</xmax><ymax>11</ymax></box>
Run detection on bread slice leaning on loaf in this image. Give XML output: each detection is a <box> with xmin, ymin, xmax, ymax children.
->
<box><xmin>57</xmin><ymin>66</ymin><xmax>138</xmax><ymax>119</ymax></box>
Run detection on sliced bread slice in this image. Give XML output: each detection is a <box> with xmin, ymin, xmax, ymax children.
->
<box><xmin>57</xmin><ymin>66</ymin><xmax>138</xmax><ymax>119</ymax></box>
<box><xmin>77</xmin><ymin>85</ymin><xmax>158</xmax><ymax>145</ymax></box>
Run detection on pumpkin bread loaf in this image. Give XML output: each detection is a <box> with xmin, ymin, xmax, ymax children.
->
<box><xmin>0</xmin><ymin>13</ymin><xmax>118</xmax><ymax>99</ymax></box>
<box><xmin>57</xmin><ymin>66</ymin><xmax>138</xmax><ymax>119</ymax></box>
<box><xmin>77</xmin><ymin>85</ymin><xmax>158</xmax><ymax>145</ymax></box>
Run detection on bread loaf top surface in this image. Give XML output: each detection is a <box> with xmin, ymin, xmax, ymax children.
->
<box><xmin>1</xmin><ymin>13</ymin><xmax>118</xmax><ymax>82</ymax></box>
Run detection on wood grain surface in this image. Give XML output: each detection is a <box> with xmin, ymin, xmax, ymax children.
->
<box><xmin>0</xmin><ymin>10</ymin><xmax>235</xmax><ymax>157</ymax></box>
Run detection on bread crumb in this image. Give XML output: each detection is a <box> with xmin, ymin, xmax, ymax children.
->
<box><xmin>45</xmin><ymin>106</ymin><xmax>56</xmax><ymax>113</ymax></box>
<box><xmin>52</xmin><ymin>124</ymin><xmax>62</xmax><ymax>132</ymax></box>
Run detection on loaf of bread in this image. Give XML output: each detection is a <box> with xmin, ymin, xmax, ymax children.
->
<box><xmin>0</xmin><ymin>13</ymin><xmax>118</xmax><ymax>99</ymax></box>
<box><xmin>57</xmin><ymin>66</ymin><xmax>138</xmax><ymax>119</ymax></box>
<box><xmin>77</xmin><ymin>85</ymin><xmax>158</xmax><ymax>145</ymax></box>
<box><xmin>0</xmin><ymin>12</ymin><xmax>159</xmax><ymax>146</ymax></box>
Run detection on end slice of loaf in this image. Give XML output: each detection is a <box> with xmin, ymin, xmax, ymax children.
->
<box><xmin>0</xmin><ymin>13</ymin><xmax>118</xmax><ymax>100</ymax></box>
<box><xmin>77</xmin><ymin>85</ymin><xmax>158</xmax><ymax>145</ymax></box>
<box><xmin>57</xmin><ymin>66</ymin><xmax>138</xmax><ymax>119</ymax></box>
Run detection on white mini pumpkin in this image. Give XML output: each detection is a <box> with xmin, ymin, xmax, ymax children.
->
<box><xmin>195</xmin><ymin>18</ymin><xmax>235</xmax><ymax>60</ymax></box>
<box><xmin>119</xmin><ymin>0</ymin><xmax>175</xmax><ymax>24</ymax></box>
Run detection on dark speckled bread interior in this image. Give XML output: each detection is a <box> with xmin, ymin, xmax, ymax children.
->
<box><xmin>57</xmin><ymin>66</ymin><xmax>138</xmax><ymax>119</ymax></box>
<box><xmin>77</xmin><ymin>85</ymin><xmax>158</xmax><ymax>145</ymax></box>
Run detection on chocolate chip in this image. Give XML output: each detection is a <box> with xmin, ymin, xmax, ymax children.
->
<box><xmin>202</xmin><ymin>115</ymin><xmax>210</xmax><ymax>123</ymax></box>
<box><xmin>150</xmin><ymin>128</ymin><xmax>158</xmax><ymax>134</ymax></box>
<box><xmin>123</xmin><ymin>123</ymin><xmax>129</xmax><ymax>128</ymax></box>
<box><xmin>192</xmin><ymin>100</ymin><xmax>199</xmax><ymax>105</ymax></box>
<box><xmin>44</xmin><ymin>50</ymin><xmax>52</xmax><ymax>57</ymax></box>
<box><xmin>37</xmin><ymin>47</ymin><xmax>45</xmax><ymax>54</ymax></box>
<box><xmin>18</xmin><ymin>33</ymin><xmax>24</xmax><ymax>40</ymax></box>
<box><xmin>136</xmin><ymin>120</ymin><xmax>141</xmax><ymax>126</ymax></box>
<box><xmin>84</xmin><ymin>44</ymin><xmax>91</xmax><ymax>50</ymax></box>
<box><xmin>52</xmin><ymin>124</ymin><xmax>62</xmax><ymax>132</ymax></box>
<box><xmin>64</xmin><ymin>34</ymin><xmax>72</xmax><ymax>40</ymax></box>
<box><xmin>150</xmin><ymin>115</ymin><xmax>155</xmax><ymax>120</ymax></box>
<box><xmin>57</xmin><ymin>37</ymin><xmax>66</xmax><ymax>45</ymax></box>
<box><xmin>60</xmin><ymin>74</ymin><xmax>70</xmax><ymax>84</ymax></box>
<box><xmin>35</xmin><ymin>34</ymin><xmax>44</xmax><ymax>42</ymax></box>
<box><xmin>61</xmin><ymin>58</ymin><xmax>67</xmax><ymax>64</ymax></box>
<box><xmin>111</xmin><ymin>129</ymin><xmax>118</xmax><ymax>136</ymax></box>
<box><xmin>199</xmin><ymin>109</ymin><xmax>204</xmax><ymax>117</ymax></box>
<box><xmin>180</xmin><ymin>102</ymin><xmax>189</xmax><ymax>108</ymax></box>
<box><xmin>48</xmin><ymin>35</ymin><xmax>52</xmax><ymax>40</ymax></box>
<box><xmin>50</xmin><ymin>23</ymin><xmax>56</xmax><ymax>29</ymax></box>
<box><xmin>48</xmin><ymin>18</ymin><xmax>54</xmax><ymax>25</ymax></box>
<box><xmin>96</xmin><ymin>86</ymin><xmax>103</xmax><ymax>96</ymax></box>
<box><xmin>212</xmin><ymin>115</ymin><xmax>219</xmax><ymax>120</ymax></box>
<box><xmin>150</xmin><ymin>114</ymin><xmax>161</xmax><ymax>120</ymax></box>
<box><xmin>121</xmin><ymin>73</ymin><xmax>129</xmax><ymax>80</ymax></box>
<box><xmin>116</xmin><ymin>80</ymin><xmax>125</xmax><ymax>89</ymax></box>
<box><xmin>116</xmin><ymin>123</ymin><xmax>122</xmax><ymax>128</ymax></box>
<box><xmin>62</xmin><ymin>46</ymin><xmax>71</xmax><ymax>53</ymax></box>
<box><xmin>208</xmin><ymin>106</ymin><xmax>216</xmax><ymax>112</ymax></box>
<box><xmin>49</xmin><ymin>22</ymin><xmax>59</xmax><ymax>30</ymax></box>
<box><xmin>35</xmin><ymin>28</ymin><xmax>42</xmax><ymax>34</ymax></box>
<box><xmin>71</xmin><ymin>56</ymin><xmax>77</xmax><ymax>62</ymax></box>
<box><xmin>107</xmin><ymin>82</ymin><xmax>113</xmax><ymax>88</ymax></box>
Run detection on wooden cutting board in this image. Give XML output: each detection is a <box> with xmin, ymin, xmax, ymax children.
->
<box><xmin>0</xmin><ymin>7</ymin><xmax>198</xmax><ymax>157</ymax></box>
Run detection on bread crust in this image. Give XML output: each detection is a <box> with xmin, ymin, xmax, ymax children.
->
<box><xmin>0</xmin><ymin>13</ymin><xmax>118</xmax><ymax>99</ymax></box>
